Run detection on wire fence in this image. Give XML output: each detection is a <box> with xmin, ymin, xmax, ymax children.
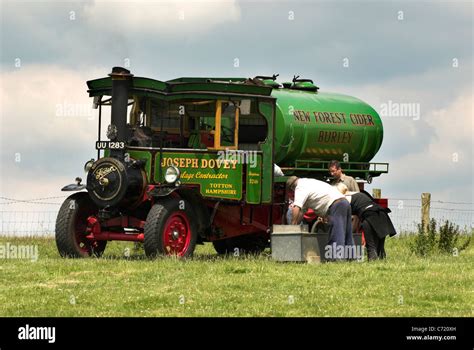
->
<box><xmin>0</xmin><ymin>196</ymin><xmax>65</xmax><ymax>237</ymax></box>
<box><xmin>0</xmin><ymin>195</ymin><xmax>473</xmax><ymax>236</ymax></box>
<box><xmin>388</xmin><ymin>198</ymin><xmax>473</xmax><ymax>234</ymax></box>
<box><xmin>0</xmin><ymin>211</ymin><xmax>59</xmax><ymax>237</ymax></box>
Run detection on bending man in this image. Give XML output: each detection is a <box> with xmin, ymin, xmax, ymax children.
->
<box><xmin>335</xmin><ymin>183</ymin><xmax>397</xmax><ymax>260</ymax></box>
<box><xmin>286</xmin><ymin>176</ymin><xmax>354</xmax><ymax>260</ymax></box>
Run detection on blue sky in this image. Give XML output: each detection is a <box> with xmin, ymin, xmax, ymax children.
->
<box><xmin>0</xmin><ymin>0</ymin><xmax>472</xmax><ymax>211</ymax></box>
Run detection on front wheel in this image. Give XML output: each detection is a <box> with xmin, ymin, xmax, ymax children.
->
<box><xmin>144</xmin><ymin>198</ymin><xmax>197</xmax><ymax>258</ymax></box>
<box><xmin>55</xmin><ymin>192</ymin><xmax>107</xmax><ymax>258</ymax></box>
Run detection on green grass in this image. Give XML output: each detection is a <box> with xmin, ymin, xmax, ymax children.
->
<box><xmin>0</xmin><ymin>236</ymin><xmax>472</xmax><ymax>317</ymax></box>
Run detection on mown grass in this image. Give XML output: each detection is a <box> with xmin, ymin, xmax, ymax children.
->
<box><xmin>0</xmin><ymin>236</ymin><xmax>472</xmax><ymax>317</ymax></box>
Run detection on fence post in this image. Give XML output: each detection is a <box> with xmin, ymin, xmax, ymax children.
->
<box><xmin>372</xmin><ymin>189</ymin><xmax>381</xmax><ymax>199</ymax></box>
<box><xmin>421</xmin><ymin>192</ymin><xmax>431</xmax><ymax>233</ymax></box>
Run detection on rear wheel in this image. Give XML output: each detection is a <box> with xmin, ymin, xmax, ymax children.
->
<box><xmin>144</xmin><ymin>198</ymin><xmax>197</xmax><ymax>258</ymax></box>
<box><xmin>212</xmin><ymin>234</ymin><xmax>268</xmax><ymax>255</ymax></box>
<box><xmin>55</xmin><ymin>192</ymin><xmax>107</xmax><ymax>258</ymax></box>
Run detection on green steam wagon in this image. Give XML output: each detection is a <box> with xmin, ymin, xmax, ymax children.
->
<box><xmin>55</xmin><ymin>67</ymin><xmax>388</xmax><ymax>258</ymax></box>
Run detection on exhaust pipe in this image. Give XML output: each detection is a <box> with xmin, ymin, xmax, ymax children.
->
<box><xmin>109</xmin><ymin>66</ymin><xmax>133</xmax><ymax>159</ymax></box>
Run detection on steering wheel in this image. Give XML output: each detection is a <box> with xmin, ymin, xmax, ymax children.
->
<box><xmin>200</xmin><ymin>123</ymin><xmax>234</xmax><ymax>143</ymax></box>
<box><xmin>200</xmin><ymin>122</ymin><xmax>215</xmax><ymax>132</ymax></box>
<box><xmin>221</xmin><ymin>125</ymin><xmax>234</xmax><ymax>143</ymax></box>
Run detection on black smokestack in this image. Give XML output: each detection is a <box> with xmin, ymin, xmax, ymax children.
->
<box><xmin>109</xmin><ymin>67</ymin><xmax>133</xmax><ymax>159</ymax></box>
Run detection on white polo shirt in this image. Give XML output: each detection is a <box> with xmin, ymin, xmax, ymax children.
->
<box><xmin>293</xmin><ymin>178</ymin><xmax>345</xmax><ymax>216</ymax></box>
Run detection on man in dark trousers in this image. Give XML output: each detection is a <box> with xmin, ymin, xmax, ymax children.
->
<box><xmin>287</xmin><ymin>176</ymin><xmax>354</xmax><ymax>260</ymax></box>
<box><xmin>336</xmin><ymin>183</ymin><xmax>397</xmax><ymax>260</ymax></box>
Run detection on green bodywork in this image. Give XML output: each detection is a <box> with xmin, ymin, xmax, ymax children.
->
<box><xmin>155</xmin><ymin>152</ymin><xmax>244</xmax><ymax>200</ymax></box>
<box><xmin>88</xmin><ymin>74</ymin><xmax>387</xmax><ymax>205</ymax></box>
<box><xmin>272</xmin><ymin>89</ymin><xmax>383</xmax><ymax>165</ymax></box>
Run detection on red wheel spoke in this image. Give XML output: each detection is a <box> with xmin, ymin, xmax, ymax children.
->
<box><xmin>162</xmin><ymin>212</ymin><xmax>191</xmax><ymax>256</ymax></box>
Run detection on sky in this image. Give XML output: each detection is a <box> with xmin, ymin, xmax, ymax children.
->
<box><xmin>0</xmin><ymin>0</ymin><xmax>473</xmax><ymax>221</ymax></box>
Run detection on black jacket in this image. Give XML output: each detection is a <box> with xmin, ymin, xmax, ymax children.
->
<box><xmin>350</xmin><ymin>191</ymin><xmax>397</xmax><ymax>238</ymax></box>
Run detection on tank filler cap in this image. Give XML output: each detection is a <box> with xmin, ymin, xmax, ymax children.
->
<box><xmin>253</xmin><ymin>74</ymin><xmax>281</xmax><ymax>88</ymax></box>
<box><xmin>290</xmin><ymin>75</ymin><xmax>319</xmax><ymax>92</ymax></box>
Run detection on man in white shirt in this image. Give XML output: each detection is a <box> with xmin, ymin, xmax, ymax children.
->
<box><xmin>286</xmin><ymin>176</ymin><xmax>354</xmax><ymax>260</ymax></box>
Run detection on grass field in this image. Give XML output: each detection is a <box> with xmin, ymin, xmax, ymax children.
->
<box><xmin>0</xmin><ymin>236</ymin><xmax>472</xmax><ymax>317</ymax></box>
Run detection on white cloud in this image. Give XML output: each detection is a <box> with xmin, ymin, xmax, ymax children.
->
<box><xmin>326</xmin><ymin>65</ymin><xmax>473</xmax><ymax>202</ymax></box>
<box><xmin>374</xmin><ymin>90</ymin><xmax>473</xmax><ymax>202</ymax></box>
<box><xmin>1</xmin><ymin>65</ymin><xmax>102</xmax><ymax>148</ymax></box>
<box><xmin>0</xmin><ymin>65</ymin><xmax>107</xmax><ymax>203</ymax></box>
<box><xmin>428</xmin><ymin>93</ymin><xmax>473</xmax><ymax>153</ymax></box>
<box><xmin>83</xmin><ymin>0</ymin><xmax>241</xmax><ymax>35</ymax></box>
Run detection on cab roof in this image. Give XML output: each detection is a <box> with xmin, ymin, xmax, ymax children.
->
<box><xmin>87</xmin><ymin>75</ymin><xmax>274</xmax><ymax>98</ymax></box>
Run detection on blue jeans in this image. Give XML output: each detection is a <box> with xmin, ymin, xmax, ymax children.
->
<box><xmin>286</xmin><ymin>207</ymin><xmax>293</xmax><ymax>224</ymax></box>
<box><xmin>326</xmin><ymin>199</ymin><xmax>354</xmax><ymax>260</ymax></box>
